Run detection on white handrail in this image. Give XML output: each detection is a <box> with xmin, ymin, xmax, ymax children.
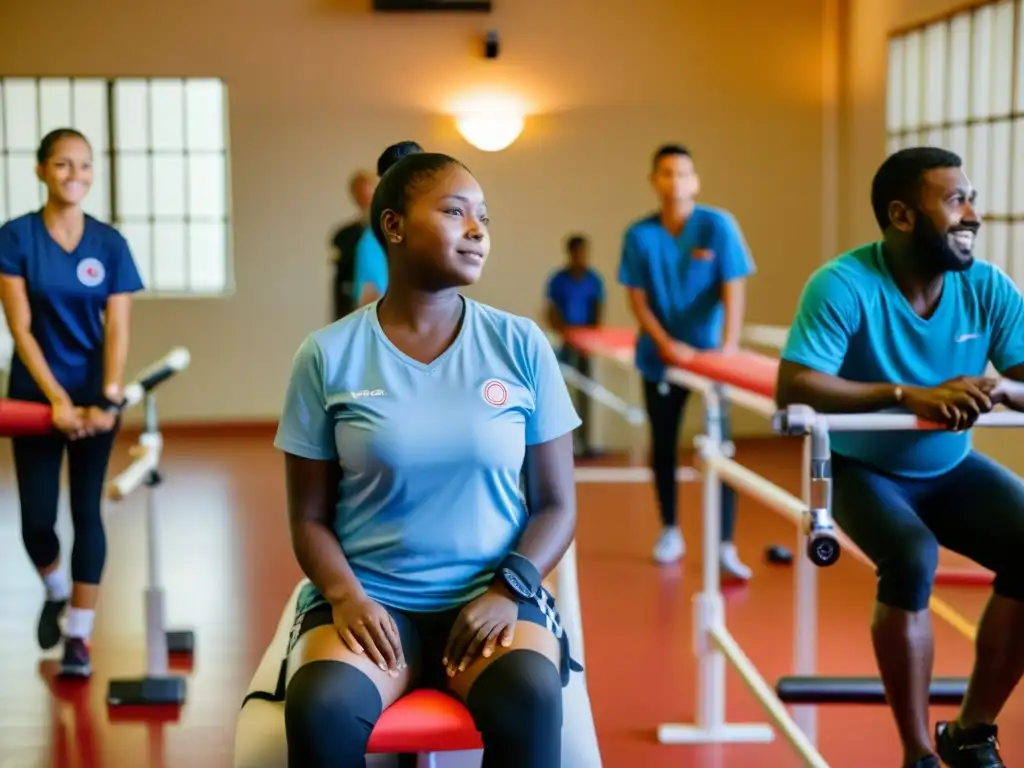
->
<box><xmin>108</xmin><ymin>436</ymin><xmax>162</xmax><ymax>501</ymax></box>
<box><xmin>656</xmin><ymin>381</ymin><xmax>831</xmax><ymax>766</ymax></box>
<box><xmin>665</xmin><ymin>367</ymin><xmax>777</xmax><ymax>419</ymax></box>
<box><xmin>706</xmin><ymin>454</ymin><xmax>803</xmax><ymax>525</ymax></box>
<box><xmin>107</xmin><ymin>348</ymin><xmax>191</xmax><ymax>501</ymax></box>
<box><xmin>818</xmin><ymin>410</ymin><xmax>1024</xmax><ymax>431</ymax></box>
<box><xmin>711</xmin><ymin>625</ymin><xmax>830</xmax><ymax>768</ymax></box>
<box><xmin>560</xmin><ymin>362</ymin><xmax>645</xmax><ymax>426</ymax></box>
<box><xmin>742</xmin><ymin>324</ymin><xmax>789</xmax><ymax>350</ymax></box>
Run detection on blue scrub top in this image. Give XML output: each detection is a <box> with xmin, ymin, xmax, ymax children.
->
<box><xmin>617</xmin><ymin>205</ymin><xmax>756</xmax><ymax>382</ymax></box>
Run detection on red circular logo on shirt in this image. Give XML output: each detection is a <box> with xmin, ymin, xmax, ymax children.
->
<box><xmin>482</xmin><ymin>379</ymin><xmax>508</xmax><ymax>407</ymax></box>
<box><xmin>76</xmin><ymin>258</ymin><xmax>105</xmax><ymax>288</ymax></box>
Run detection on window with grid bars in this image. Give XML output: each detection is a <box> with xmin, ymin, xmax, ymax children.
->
<box><xmin>886</xmin><ymin>0</ymin><xmax>1024</xmax><ymax>289</ymax></box>
<box><xmin>0</xmin><ymin>77</ymin><xmax>232</xmax><ymax>297</ymax></box>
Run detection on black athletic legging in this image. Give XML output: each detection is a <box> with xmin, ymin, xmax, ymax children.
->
<box><xmin>13</xmin><ymin>427</ymin><xmax>118</xmax><ymax>585</ymax></box>
<box><xmin>643</xmin><ymin>379</ymin><xmax>736</xmax><ymax>540</ymax></box>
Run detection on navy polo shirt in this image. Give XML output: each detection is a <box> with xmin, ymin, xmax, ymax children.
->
<box><xmin>0</xmin><ymin>211</ymin><xmax>145</xmax><ymax>404</ymax></box>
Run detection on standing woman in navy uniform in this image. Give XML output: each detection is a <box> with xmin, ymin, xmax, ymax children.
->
<box><xmin>0</xmin><ymin>128</ymin><xmax>145</xmax><ymax>677</ymax></box>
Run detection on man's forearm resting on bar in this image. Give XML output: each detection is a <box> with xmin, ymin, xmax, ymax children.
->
<box><xmin>776</xmin><ymin>360</ymin><xmax>1018</xmax><ymax>431</ymax></box>
<box><xmin>776</xmin><ymin>360</ymin><xmax>902</xmax><ymax>413</ymax></box>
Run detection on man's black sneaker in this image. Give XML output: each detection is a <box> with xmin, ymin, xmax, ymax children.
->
<box><xmin>936</xmin><ymin>721</ymin><xmax>1004</xmax><ymax>767</ymax></box>
<box><xmin>37</xmin><ymin>598</ymin><xmax>67</xmax><ymax>650</ymax></box>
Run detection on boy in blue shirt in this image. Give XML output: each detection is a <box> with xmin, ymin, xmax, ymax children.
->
<box><xmin>545</xmin><ymin>233</ymin><xmax>604</xmax><ymax>457</ymax></box>
<box><xmin>618</xmin><ymin>144</ymin><xmax>755</xmax><ymax>578</ymax></box>
<box><xmin>779</xmin><ymin>147</ymin><xmax>1024</xmax><ymax>768</ymax></box>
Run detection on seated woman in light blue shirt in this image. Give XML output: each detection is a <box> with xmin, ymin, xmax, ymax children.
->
<box><xmin>274</xmin><ymin>144</ymin><xmax>582</xmax><ymax>767</ymax></box>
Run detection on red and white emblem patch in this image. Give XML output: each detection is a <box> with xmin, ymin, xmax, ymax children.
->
<box><xmin>76</xmin><ymin>258</ymin><xmax>105</xmax><ymax>288</ymax></box>
<box><xmin>482</xmin><ymin>379</ymin><xmax>508</xmax><ymax>407</ymax></box>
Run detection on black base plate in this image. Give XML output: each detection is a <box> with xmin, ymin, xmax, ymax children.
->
<box><xmin>167</xmin><ymin>630</ymin><xmax>195</xmax><ymax>654</ymax></box>
<box><xmin>108</xmin><ymin>675</ymin><xmax>187</xmax><ymax>706</ymax></box>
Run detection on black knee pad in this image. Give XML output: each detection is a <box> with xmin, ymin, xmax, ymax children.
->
<box><xmin>466</xmin><ymin>649</ymin><xmax>562</xmax><ymax>768</ymax></box>
<box><xmin>284</xmin><ymin>660</ymin><xmax>383</xmax><ymax>768</ymax></box>
<box><xmin>877</xmin><ymin>535</ymin><xmax>939</xmax><ymax>612</ymax></box>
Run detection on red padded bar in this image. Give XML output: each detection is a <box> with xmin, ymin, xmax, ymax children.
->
<box><xmin>562</xmin><ymin>326</ymin><xmax>637</xmax><ymax>355</ymax></box>
<box><xmin>367</xmin><ymin>690</ymin><xmax>482</xmax><ymax>754</ymax></box>
<box><xmin>562</xmin><ymin>327</ymin><xmax>780</xmax><ymax>400</ymax></box>
<box><xmin>673</xmin><ymin>350</ymin><xmax>780</xmax><ymax>399</ymax></box>
<box><xmin>0</xmin><ymin>400</ymin><xmax>52</xmax><ymax>437</ymax></box>
<box><xmin>935</xmin><ymin>567</ymin><xmax>994</xmax><ymax>586</ymax></box>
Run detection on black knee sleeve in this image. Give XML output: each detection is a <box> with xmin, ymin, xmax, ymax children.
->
<box><xmin>284</xmin><ymin>660</ymin><xmax>383</xmax><ymax>768</ymax></box>
<box><xmin>466</xmin><ymin>649</ymin><xmax>562</xmax><ymax>768</ymax></box>
<box><xmin>993</xmin><ymin>571</ymin><xmax>1024</xmax><ymax>603</ymax></box>
<box><xmin>876</xmin><ymin>535</ymin><xmax>939</xmax><ymax>612</ymax></box>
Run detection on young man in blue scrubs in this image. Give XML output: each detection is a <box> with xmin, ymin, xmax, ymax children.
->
<box><xmin>351</xmin><ymin>141</ymin><xmax>424</xmax><ymax>308</ymax></box>
<box><xmin>618</xmin><ymin>144</ymin><xmax>755</xmax><ymax>577</ymax></box>
<box><xmin>778</xmin><ymin>147</ymin><xmax>1024</xmax><ymax>768</ymax></box>
<box><xmin>545</xmin><ymin>234</ymin><xmax>604</xmax><ymax>457</ymax></box>
<box><xmin>0</xmin><ymin>128</ymin><xmax>145</xmax><ymax>678</ymax></box>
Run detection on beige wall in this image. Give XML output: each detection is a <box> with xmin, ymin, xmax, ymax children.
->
<box><xmin>5</xmin><ymin>0</ymin><xmax>1014</xmax><ymax>461</ymax></box>
<box><xmin>839</xmin><ymin>0</ymin><xmax>979</xmax><ymax>250</ymax></box>
<box><xmin>0</xmin><ymin>0</ymin><xmax>832</xmax><ymax>448</ymax></box>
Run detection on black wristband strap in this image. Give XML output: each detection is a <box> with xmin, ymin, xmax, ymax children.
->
<box><xmin>496</xmin><ymin>552</ymin><xmax>542</xmax><ymax>601</ymax></box>
<box><xmin>99</xmin><ymin>394</ymin><xmax>122</xmax><ymax>414</ymax></box>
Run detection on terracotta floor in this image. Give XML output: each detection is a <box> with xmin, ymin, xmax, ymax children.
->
<box><xmin>0</xmin><ymin>428</ymin><xmax>1019</xmax><ymax>767</ymax></box>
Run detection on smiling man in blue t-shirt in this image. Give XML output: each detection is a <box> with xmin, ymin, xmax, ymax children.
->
<box><xmin>617</xmin><ymin>144</ymin><xmax>755</xmax><ymax>578</ymax></box>
<box><xmin>778</xmin><ymin>147</ymin><xmax>1024</xmax><ymax>768</ymax></box>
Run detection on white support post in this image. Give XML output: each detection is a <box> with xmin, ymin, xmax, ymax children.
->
<box><xmin>142</xmin><ymin>393</ymin><xmax>169</xmax><ymax>678</ymax></box>
<box><xmin>791</xmin><ymin>435</ymin><xmax>819</xmax><ymax>742</ymax></box>
<box><xmin>657</xmin><ymin>385</ymin><xmax>775</xmax><ymax>746</ymax></box>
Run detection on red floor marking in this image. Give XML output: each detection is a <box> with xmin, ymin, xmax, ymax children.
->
<box><xmin>0</xmin><ymin>432</ymin><xmax>1018</xmax><ymax>767</ymax></box>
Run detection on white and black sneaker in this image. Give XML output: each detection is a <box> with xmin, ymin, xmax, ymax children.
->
<box><xmin>37</xmin><ymin>598</ymin><xmax>67</xmax><ymax>651</ymax></box>
<box><xmin>60</xmin><ymin>637</ymin><xmax>92</xmax><ymax>679</ymax></box>
<box><xmin>652</xmin><ymin>527</ymin><xmax>685</xmax><ymax>564</ymax></box>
